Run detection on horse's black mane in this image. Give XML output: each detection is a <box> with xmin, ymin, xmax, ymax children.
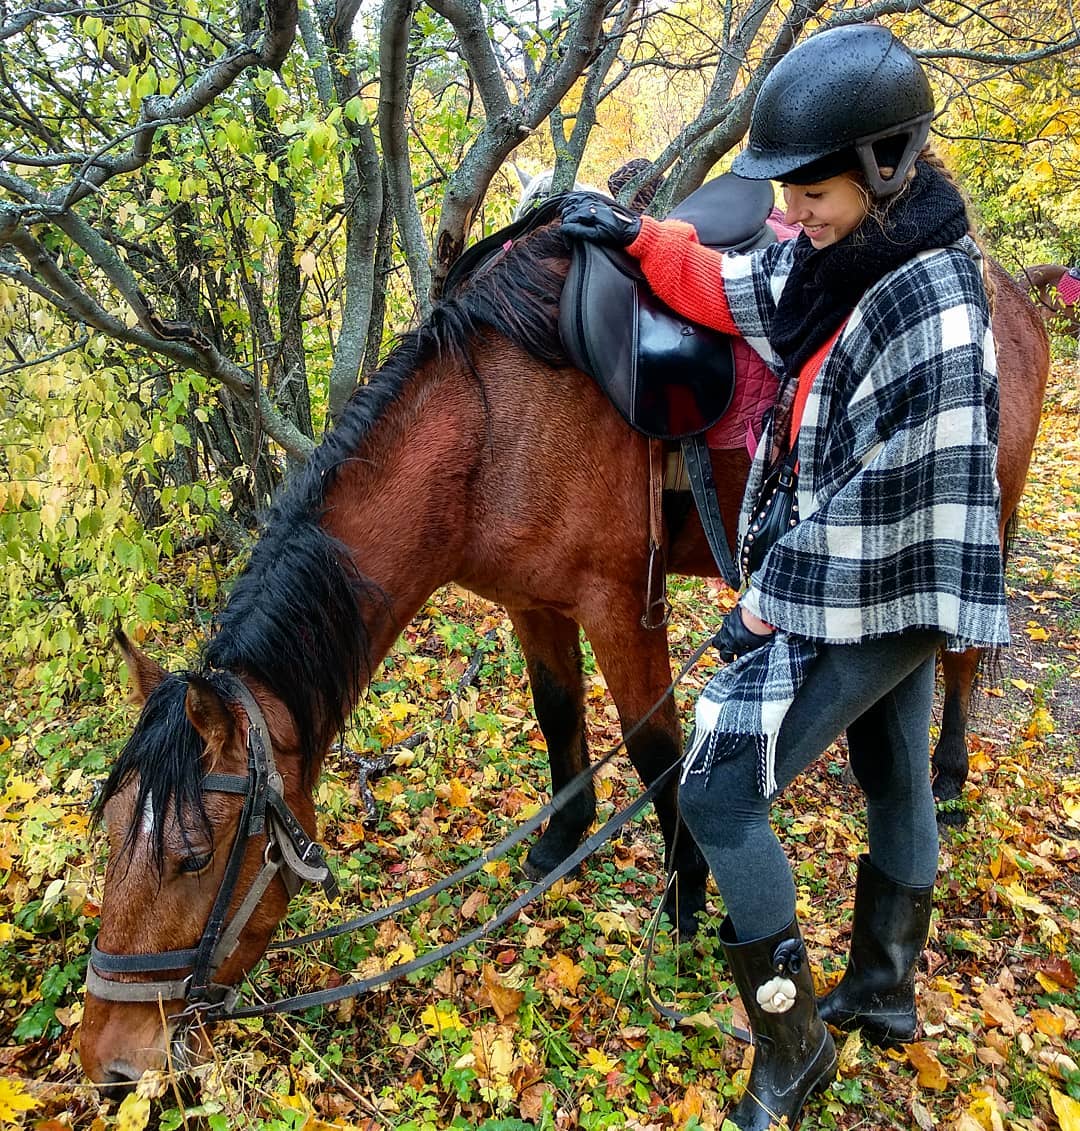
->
<box><xmin>97</xmin><ymin>221</ymin><xmax>574</xmax><ymax>855</ymax></box>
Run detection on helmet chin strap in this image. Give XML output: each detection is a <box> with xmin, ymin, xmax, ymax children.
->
<box><xmin>855</xmin><ymin>113</ymin><xmax>933</xmax><ymax>198</ymax></box>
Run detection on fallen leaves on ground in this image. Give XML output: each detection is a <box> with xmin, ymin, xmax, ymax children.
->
<box><xmin>0</xmin><ymin>365</ymin><xmax>1078</xmax><ymax>1128</ymax></box>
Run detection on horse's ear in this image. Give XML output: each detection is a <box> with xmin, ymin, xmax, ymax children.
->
<box><xmin>115</xmin><ymin>628</ymin><xmax>168</xmax><ymax>705</ymax></box>
<box><xmin>184</xmin><ymin>675</ymin><xmax>238</xmax><ymax>751</ymax></box>
<box><xmin>513</xmin><ymin>162</ymin><xmax>531</xmax><ymax>191</ymax></box>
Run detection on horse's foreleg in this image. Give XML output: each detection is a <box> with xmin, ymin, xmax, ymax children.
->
<box><xmin>933</xmin><ymin>647</ymin><xmax>980</xmax><ymax>824</ymax></box>
<box><xmin>507</xmin><ymin>608</ymin><xmax>597</xmax><ymax>880</ymax></box>
<box><xmin>584</xmin><ymin>615</ymin><xmax>708</xmax><ymax>938</ymax></box>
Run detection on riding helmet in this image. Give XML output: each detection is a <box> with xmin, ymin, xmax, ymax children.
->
<box><xmin>732</xmin><ymin>24</ymin><xmax>933</xmax><ymax>197</ymax></box>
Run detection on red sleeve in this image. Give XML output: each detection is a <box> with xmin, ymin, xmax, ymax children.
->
<box><xmin>627</xmin><ymin>216</ymin><xmax>738</xmax><ymax>335</ymax></box>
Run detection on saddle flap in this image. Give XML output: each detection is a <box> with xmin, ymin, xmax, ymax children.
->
<box><xmin>560</xmin><ymin>242</ymin><xmax>735</xmax><ymax>440</ymax></box>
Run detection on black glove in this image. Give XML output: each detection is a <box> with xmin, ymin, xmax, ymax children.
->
<box><xmin>714</xmin><ymin>607</ymin><xmax>774</xmax><ymax>663</ymax></box>
<box><xmin>559</xmin><ymin>194</ymin><xmax>642</xmax><ymax>247</ymax></box>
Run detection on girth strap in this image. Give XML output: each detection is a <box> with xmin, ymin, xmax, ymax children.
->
<box><xmin>681</xmin><ymin>432</ymin><xmax>740</xmax><ymax>589</ymax></box>
<box><xmin>642</xmin><ymin>438</ymin><xmax>671</xmax><ymax>629</ymax></box>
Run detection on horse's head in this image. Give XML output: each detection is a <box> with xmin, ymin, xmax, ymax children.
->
<box><xmin>79</xmin><ymin>632</ymin><xmax>319</xmax><ymax>1096</ymax></box>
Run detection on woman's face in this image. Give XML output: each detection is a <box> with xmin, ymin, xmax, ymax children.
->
<box><xmin>782</xmin><ymin>174</ymin><xmax>869</xmax><ymax>248</ymax></box>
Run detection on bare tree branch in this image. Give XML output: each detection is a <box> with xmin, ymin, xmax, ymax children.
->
<box><xmin>427</xmin><ymin>0</ymin><xmax>511</xmax><ymax>120</ymax></box>
<box><xmin>0</xmin><ymin>0</ymin><xmax>75</xmax><ymax>42</ymax></box>
<box><xmin>428</xmin><ymin>0</ymin><xmax>609</xmax><ymax>294</ymax></box>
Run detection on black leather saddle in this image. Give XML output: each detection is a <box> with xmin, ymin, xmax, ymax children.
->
<box><xmin>444</xmin><ymin>173</ymin><xmax>776</xmax><ymax>441</ymax></box>
<box><xmin>443</xmin><ymin>173</ymin><xmax>776</xmax><ymax>591</ymax></box>
<box><xmin>558</xmin><ymin>174</ymin><xmax>776</xmax><ymax>440</ymax></box>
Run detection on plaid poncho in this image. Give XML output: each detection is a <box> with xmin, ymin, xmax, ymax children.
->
<box><xmin>683</xmin><ymin>234</ymin><xmax>1009</xmax><ymax>796</ymax></box>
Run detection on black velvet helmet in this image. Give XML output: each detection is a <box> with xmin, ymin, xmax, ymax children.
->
<box><xmin>731</xmin><ymin>24</ymin><xmax>933</xmax><ymax>197</ymax></box>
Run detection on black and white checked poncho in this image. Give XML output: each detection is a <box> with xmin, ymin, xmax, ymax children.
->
<box><xmin>683</xmin><ymin>235</ymin><xmax>1010</xmax><ymax>797</ymax></box>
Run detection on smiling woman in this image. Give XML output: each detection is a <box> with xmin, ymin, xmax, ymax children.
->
<box><xmin>779</xmin><ymin>177</ymin><xmax>869</xmax><ymax>248</ymax></box>
<box><xmin>556</xmin><ymin>24</ymin><xmax>1042</xmax><ymax>1131</ymax></box>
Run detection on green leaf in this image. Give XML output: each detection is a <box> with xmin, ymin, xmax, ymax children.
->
<box><xmin>344</xmin><ymin>95</ymin><xmax>368</xmax><ymax>125</ymax></box>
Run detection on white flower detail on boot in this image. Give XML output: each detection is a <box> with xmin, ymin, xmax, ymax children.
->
<box><xmin>756</xmin><ymin>975</ymin><xmax>797</xmax><ymax>1013</ymax></box>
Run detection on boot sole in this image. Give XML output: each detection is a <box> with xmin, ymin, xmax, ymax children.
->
<box><xmin>819</xmin><ymin>1010</ymin><xmax>915</xmax><ymax>1048</ymax></box>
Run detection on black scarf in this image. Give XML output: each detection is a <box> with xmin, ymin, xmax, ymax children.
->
<box><xmin>770</xmin><ymin>161</ymin><xmax>972</xmax><ymax>406</ymax></box>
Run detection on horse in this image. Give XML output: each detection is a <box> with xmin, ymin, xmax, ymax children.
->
<box><xmin>80</xmin><ymin>211</ymin><xmax>1048</xmax><ymax>1088</ymax></box>
<box><xmin>1020</xmin><ymin>263</ymin><xmax>1080</xmax><ymax>343</ymax></box>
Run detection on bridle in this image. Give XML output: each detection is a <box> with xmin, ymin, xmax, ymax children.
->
<box><xmin>86</xmin><ymin>673</ymin><xmax>338</xmax><ymax>1012</ymax></box>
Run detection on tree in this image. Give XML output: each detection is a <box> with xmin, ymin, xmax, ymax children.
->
<box><xmin>1</xmin><ymin>0</ymin><xmax>1078</xmax><ymax>683</ymax></box>
<box><xmin>4</xmin><ymin>0</ymin><xmax>1078</xmax><ymax>428</ymax></box>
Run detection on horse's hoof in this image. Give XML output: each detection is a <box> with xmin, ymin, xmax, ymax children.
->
<box><xmin>522</xmin><ymin>842</ymin><xmax>582</xmax><ymax>883</ymax></box>
<box><xmin>934</xmin><ymin>787</ymin><xmax>970</xmax><ymax>828</ymax></box>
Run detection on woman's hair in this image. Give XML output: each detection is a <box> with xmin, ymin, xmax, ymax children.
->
<box><xmin>852</xmin><ymin>146</ymin><xmax>996</xmax><ymax>310</ymax></box>
<box><xmin>916</xmin><ymin>147</ymin><xmax>996</xmax><ymax>311</ymax></box>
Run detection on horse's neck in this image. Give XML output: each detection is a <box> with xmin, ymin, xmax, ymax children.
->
<box><xmin>320</xmin><ymin>362</ymin><xmax>484</xmax><ymax>661</ymax></box>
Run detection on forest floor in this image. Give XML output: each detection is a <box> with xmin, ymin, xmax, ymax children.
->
<box><xmin>0</xmin><ymin>361</ymin><xmax>1077</xmax><ymax>1131</ymax></box>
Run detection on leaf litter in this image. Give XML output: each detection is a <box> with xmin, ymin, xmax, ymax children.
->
<box><xmin>0</xmin><ymin>365</ymin><xmax>1077</xmax><ymax>1128</ymax></box>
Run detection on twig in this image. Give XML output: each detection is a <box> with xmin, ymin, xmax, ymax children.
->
<box><xmin>338</xmin><ymin>627</ymin><xmax>501</xmax><ymax>819</ymax></box>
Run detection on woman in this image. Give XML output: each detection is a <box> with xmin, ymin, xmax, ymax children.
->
<box><xmin>561</xmin><ymin>24</ymin><xmax>1008</xmax><ymax>1131</ymax></box>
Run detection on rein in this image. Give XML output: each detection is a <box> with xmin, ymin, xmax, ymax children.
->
<box><xmin>88</xmin><ymin>636</ymin><xmax>722</xmax><ymax>1024</ymax></box>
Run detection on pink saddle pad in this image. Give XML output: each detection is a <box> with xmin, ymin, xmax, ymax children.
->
<box><xmin>1057</xmin><ymin>269</ymin><xmax>1080</xmax><ymax>307</ymax></box>
<box><xmin>703</xmin><ymin>210</ymin><xmax>799</xmax><ymax>452</ymax></box>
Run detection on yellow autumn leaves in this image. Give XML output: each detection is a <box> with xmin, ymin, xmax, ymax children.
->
<box><xmin>0</xmin><ymin>1078</ymin><xmax>38</xmax><ymax>1125</ymax></box>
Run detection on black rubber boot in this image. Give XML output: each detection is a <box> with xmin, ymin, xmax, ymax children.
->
<box><xmin>817</xmin><ymin>854</ymin><xmax>934</xmax><ymax>1046</ymax></box>
<box><xmin>720</xmin><ymin>916</ymin><xmax>837</xmax><ymax>1130</ymax></box>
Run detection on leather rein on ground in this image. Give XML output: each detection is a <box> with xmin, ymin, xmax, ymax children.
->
<box><xmin>86</xmin><ymin>640</ymin><xmax>744</xmax><ymax>1038</ymax></box>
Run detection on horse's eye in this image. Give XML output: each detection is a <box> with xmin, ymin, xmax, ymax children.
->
<box><xmin>179</xmin><ymin>852</ymin><xmax>213</xmax><ymax>875</ymax></box>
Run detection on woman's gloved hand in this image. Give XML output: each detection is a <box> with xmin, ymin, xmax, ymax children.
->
<box><xmin>559</xmin><ymin>194</ymin><xmax>642</xmax><ymax>247</ymax></box>
<box><xmin>714</xmin><ymin>606</ymin><xmax>775</xmax><ymax>663</ymax></box>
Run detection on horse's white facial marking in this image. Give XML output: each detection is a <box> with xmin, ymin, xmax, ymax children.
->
<box><xmin>139</xmin><ymin>791</ymin><xmax>155</xmax><ymax>839</ymax></box>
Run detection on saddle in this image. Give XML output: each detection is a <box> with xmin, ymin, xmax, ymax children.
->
<box><xmin>445</xmin><ymin>175</ymin><xmax>777</xmax><ymax>442</ymax></box>
<box><xmin>558</xmin><ymin>174</ymin><xmax>776</xmax><ymax>440</ymax></box>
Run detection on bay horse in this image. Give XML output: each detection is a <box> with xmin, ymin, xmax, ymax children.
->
<box><xmin>80</xmin><ymin>215</ymin><xmax>1047</xmax><ymax>1088</ymax></box>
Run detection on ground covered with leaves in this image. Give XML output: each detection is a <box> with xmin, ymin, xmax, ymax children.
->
<box><xmin>0</xmin><ymin>362</ymin><xmax>1078</xmax><ymax>1131</ymax></box>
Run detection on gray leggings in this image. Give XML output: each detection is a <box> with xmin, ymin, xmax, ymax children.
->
<box><xmin>678</xmin><ymin>631</ymin><xmax>942</xmax><ymax>941</ymax></box>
